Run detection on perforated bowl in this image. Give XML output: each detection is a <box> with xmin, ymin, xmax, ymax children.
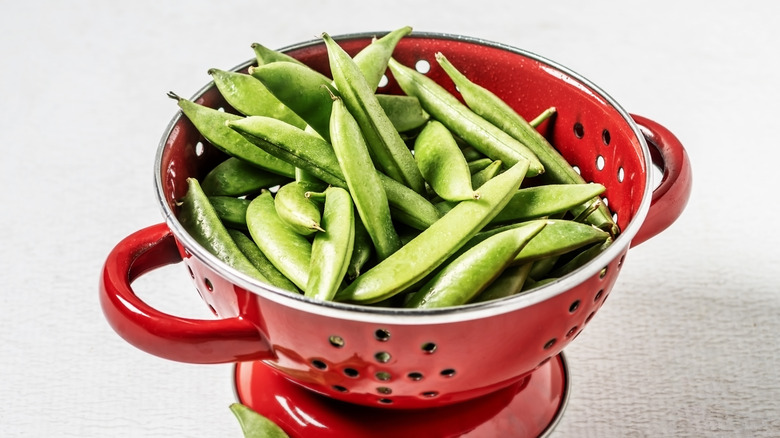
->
<box><xmin>100</xmin><ymin>31</ymin><xmax>691</xmax><ymax>410</ymax></box>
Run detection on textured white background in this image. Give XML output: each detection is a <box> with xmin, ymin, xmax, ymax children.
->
<box><xmin>2</xmin><ymin>0</ymin><xmax>779</xmax><ymax>436</ymax></box>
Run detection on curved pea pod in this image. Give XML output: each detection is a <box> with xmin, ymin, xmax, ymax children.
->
<box><xmin>414</xmin><ymin>120</ymin><xmax>478</xmax><ymax>202</ymax></box>
<box><xmin>227</xmin><ymin>229</ymin><xmax>299</xmax><ymax>293</ymax></box>
<box><xmin>472</xmin><ymin>263</ymin><xmax>534</xmax><ymax>303</ymax></box>
<box><xmin>201</xmin><ymin>157</ymin><xmax>292</xmax><ymax>197</ymax></box>
<box><xmin>490</xmin><ymin>183</ymin><xmax>606</xmax><ymax>224</ymax></box>
<box><xmin>468</xmin><ymin>157</ymin><xmax>494</xmax><ymax>174</ymax></box>
<box><xmin>246</xmin><ymin>190</ymin><xmax>312</xmax><ymax>290</ymax></box>
<box><xmin>229</xmin><ymin>403</ymin><xmax>290</xmax><ymax>438</ymax></box>
<box><xmin>249</xmin><ymin>62</ymin><xmax>334</xmax><ymax>140</ymax></box>
<box><xmin>406</xmin><ymin>222</ymin><xmax>546</xmax><ymax>308</ymax></box>
<box><xmin>323</xmin><ymin>33</ymin><xmax>426</xmax><ymax>195</ymax></box>
<box><xmin>227</xmin><ymin>116</ymin><xmax>441</xmax><ymax>230</ymax></box>
<box><xmin>168</xmin><ymin>93</ymin><xmax>296</xmax><ymax>178</ymax></box>
<box><xmin>347</xmin><ymin>215</ymin><xmax>374</xmax><ymax>280</ymax></box>
<box><xmin>376</xmin><ymin>94</ymin><xmax>429</xmax><ymax>133</ymax></box>
<box><xmin>208</xmin><ymin>195</ymin><xmax>250</xmax><ymax>229</ymax></box>
<box><xmin>435</xmin><ymin>53</ymin><xmax>617</xmax><ymax>236</ymax></box>
<box><xmin>305</xmin><ymin>187</ymin><xmax>355</xmax><ymax>301</ymax></box>
<box><xmin>274</xmin><ymin>181</ymin><xmax>324</xmax><ymax>236</ymax></box>
<box><xmin>471</xmin><ymin>159</ymin><xmax>503</xmax><ymax>189</ymax></box>
<box><xmin>549</xmin><ymin>237</ymin><xmax>613</xmax><ymax>278</ymax></box>
<box><xmin>352</xmin><ymin>26</ymin><xmax>413</xmax><ymax>92</ymax></box>
<box><xmin>178</xmin><ymin>178</ymin><xmax>269</xmax><ymax>284</ymax></box>
<box><xmin>328</xmin><ymin>93</ymin><xmax>402</xmax><ymax>260</ymax></box>
<box><xmin>251</xmin><ymin>42</ymin><xmax>306</xmax><ymax>67</ymax></box>
<box><xmin>208</xmin><ymin>68</ymin><xmax>307</xmax><ymax>129</ymax></box>
<box><xmin>387</xmin><ymin>58</ymin><xmax>544</xmax><ymax>177</ymax></box>
<box><xmin>334</xmin><ymin>160</ymin><xmax>530</xmax><ymax>304</ymax></box>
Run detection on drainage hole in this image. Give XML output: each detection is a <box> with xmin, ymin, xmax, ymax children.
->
<box><xmin>203</xmin><ymin>277</ymin><xmax>214</xmax><ymax>292</ymax></box>
<box><xmin>566</xmin><ymin>326</ymin><xmax>578</xmax><ymax>338</ymax></box>
<box><xmin>415</xmin><ymin>59</ymin><xmax>431</xmax><ymax>74</ymax></box>
<box><xmin>573</xmin><ymin>122</ymin><xmax>585</xmax><ymax>138</ymax></box>
<box><xmin>421</xmin><ymin>391</ymin><xmax>439</xmax><ymax>398</ymax></box>
<box><xmin>311</xmin><ymin>359</ymin><xmax>327</xmax><ymax>370</ymax></box>
<box><xmin>377</xmin><ymin>387</ymin><xmax>392</xmax><ymax>395</ymax></box>
<box><xmin>332</xmin><ymin>385</ymin><xmax>348</xmax><ymax>393</ymax></box>
<box><xmin>375</xmin><ymin>371</ymin><xmax>391</xmax><ymax>381</ymax></box>
<box><xmin>328</xmin><ymin>335</ymin><xmax>345</xmax><ymax>348</ymax></box>
<box><xmin>374</xmin><ymin>329</ymin><xmax>391</xmax><ymax>342</ymax></box>
<box><xmin>585</xmin><ymin>312</ymin><xmax>596</xmax><ymax>324</ymax></box>
<box><xmin>375</xmin><ymin>351</ymin><xmax>392</xmax><ymax>363</ymax></box>
<box><xmin>569</xmin><ymin>300</ymin><xmax>580</xmax><ymax>313</ymax></box>
<box><xmin>421</xmin><ymin>342</ymin><xmax>438</xmax><ymax>354</ymax></box>
<box><xmin>602</xmin><ymin>129</ymin><xmax>611</xmax><ymax>145</ymax></box>
<box><xmin>343</xmin><ymin>368</ymin><xmax>359</xmax><ymax>378</ymax></box>
<box><xmin>187</xmin><ymin>265</ymin><xmax>195</xmax><ymax>278</ymax></box>
<box><xmin>599</xmin><ymin>266</ymin><xmax>608</xmax><ymax>279</ymax></box>
<box><xmin>378</xmin><ymin>398</ymin><xmax>393</xmax><ymax>404</ymax></box>
<box><xmin>440</xmin><ymin>368</ymin><xmax>456</xmax><ymax>378</ymax></box>
<box><xmin>543</xmin><ymin>338</ymin><xmax>557</xmax><ymax>350</ymax></box>
<box><xmin>596</xmin><ymin>155</ymin><xmax>605</xmax><ymax>171</ymax></box>
<box><xmin>408</xmin><ymin>372</ymin><xmax>424</xmax><ymax>381</ymax></box>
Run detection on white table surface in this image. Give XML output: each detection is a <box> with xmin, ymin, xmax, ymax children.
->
<box><xmin>3</xmin><ymin>0</ymin><xmax>779</xmax><ymax>436</ymax></box>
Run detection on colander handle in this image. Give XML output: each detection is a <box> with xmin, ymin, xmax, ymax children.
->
<box><xmin>99</xmin><ymin>223</ymin><xmax>274</xmax><ymax>364</ymax></box>
<box><xmin>630</xmin><ymin>114</ymin><xmax>693</xmax><ymax>247</ymax></box>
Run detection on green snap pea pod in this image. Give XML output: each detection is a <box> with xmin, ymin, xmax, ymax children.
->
<box><xmin>472</xmin><ymin>263</ymin><xmax>534</xmax><ymax>303</ymax></box>
<box><xmin>227</xmin><ymin>116</ymin><xmax>441</xmax><ymax>230</ymax></box>
<box><xmin>375</xmin><ymin>94</ymin><xmax>429</xmax><ymax>132</ymax></box>
<box><xmin>249</xmin><ymin>62</ymin><xmax>334</xmax><ymax>140</ymax></box>
<box><xmin>521</xmin><ymin>276</ymin><xmax>559</xmax><ymax>292</ymax></box>
<box><xmin>252</xmin><ymin>42</ymin><xmax>306</xmax><ymax>67</ymax></box>
<box><xmin>386</xmin><ymin>58</ymin><xmax>544</xmax><ymax>177</ymax></box>
<box><xmin>227</xmin><ymin>229</ymin><xmax>299</xmax><ymax>293</ymax></box>
<box><xmin>328</xmin><ymin>93</ymin><xmax>402</xmax><ymax>260</ymax></box>
<box><xmin>178</xmin><ymin>178</ymin><xmax>269</xmax><ymax>284</ymax></box>
<box><xmin>405</xmin><ymin>221</ymin><xmax>547</xmax><ymax>308</ymax></box>
<box><xmin>168</xmin><ymin>93</ymin><xmax>296</xmax><ymax>178</ymax></box>
<box><xmin>490</xmin><ymin>183</ymin><xmax>606</xmax><ymax>224</ymax></box>
<box><xmin>201</xmin><ymin>157</ymin><xmax>292</xmax><ymax>197</ymax></box>
<box><xmin>207</xmin><ymin>195</ymin><xmax>250</xmax><ymax>229</ymax></box>
<box><xmin>434</xmin><ymin>53</ymin><xmax>617</xmax><ymax>236</ymax></box>
<box><xmin>229</xmin><ymin>403</ymin><xmax>290</xmax><ymax>438</ymax></box>
<box><xmin>414</xmin><ymin>120</ymin><xmax>478</xmax><ymax>202</ymax></box>
<box><xmin>527</xmin><ymin>256</ymin><xmax>560</xmax><ymax>280</ymax></box>
<box><xmin>208</xmin><ymin>68</ymin><xmax>307</xmax><ymax>128</ymax></box>
<box><xmin>246</xmin><ymin>190</ymin><xmax>312</xmax><ymax>290</ymax></box>
<box><xmin>305</xmin><ymin>187</ymin><xmax>355</xmax><ymax>301</ymax></box>
<box><xmin>460</xmin><ymin>145</ymin><xmax>487</xmax><ymax>162</ymax></box>
<box><xmin>274</xmin><ymin>181</ymin><xmax>324</xmax><ymax>236</ymax></box>
<box><xmin>346</xmin><ymin>211</ymin><xmax>374</xmax><ymax>280</ymax></box>
<box><xmin>323</xmin><ymin>33</ymin><xmax>426</xmax><ymax>195</ymax></box>
<box><xmin>334</xmin><ymin>160</ymin><xmax>530</xmax><ymax>304</ymax></box>
<box><xmin>471</xmin><ymin>159</ymin><xmax>503</xmax><ymax>189</ymax></box>
<box><xmin>352</xmin><ymin>26</ymin><xmax>413</xmax><ymax>92</ymax></box>
<box><xmin>468</xmin><ymin>157</ymin><xmax>494</xmax><ymax>174</ymax></box>
<box><xmin>529</xmin><ymin>106</ymin><xmax>557</xmax><ymax>128</ymax></box>
<box><xmin>549</xmin><ymin>237</ymin><xmax>613</xmax><ymax>278</ymax></box>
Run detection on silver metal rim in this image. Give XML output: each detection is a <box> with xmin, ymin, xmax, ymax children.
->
<box><xmin>155</xmin><ymin>31</ymin><xmax>653</xmax><ymax>325</ymax></box>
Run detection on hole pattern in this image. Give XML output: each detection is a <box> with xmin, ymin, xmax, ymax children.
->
<box><xmin>415</xmin><ymin>59</ymin><xmax>431</xmax><ymax>74</ymax></box>
<box><xmin>375</xmin><ymin>351</ymin><xmax>391</xmax><ymax>363</ymax></box>
<box><xmin>596</xmin><ymin>155</ymin><xmax>605</xmax><ymax>171</ymax></box>
<box><xmin>311</xmin><ymin>360</ymin><xmax>327</xmax><ymax>370</ymax></box>
<box><xmin>377</xmin><ymin>387</ymin><xmax>392</xmax><ymax>395</ymax></box>
<box><xmin>569</xmin><ymin>300</ymin><xmax>580</xmax><ymax>313</ymax></box>
<box><xmin>573</xmin><ymin>122</ymin><xmax>584</xmax><ymax>138</ymax></box>
<box><xmin>602</xmin><ymin>129</ymin><xmax>611</xmax><ymax>145</ymax></box>
<box><xmin>440</xmin><ymin>369</ymin><xmax>456</xmax><ymax>378</ymax></box>
<box><xmin>421</xmin><ymin>391</ymin><xmax>439</xmax><ymax>398</ymax></box>
<box><xmin>421</xmin><ymin>342</ymin><xmax>438</xmax><ymax>354</ymax></box>
<box><xmin>204</xmin><ymin>278</ymin><xmax>214</xmax><ymax>292</ymax></box>
<box><xmin>329</xmin><ymin>335</ymin><xmax>345</xmax><ymax>348</ymax></box>
<box><xmin>375</xmin><ymin>371</ymin><xmax>391</xmax><ymax>381</ymax></box>
<box><xmin>543</xmin><ymin>338</ymin><xmax>557</xmax><ymax>350</ymax></box>
<box><xmin>375</xmin><ymin>329</ymin><xmax>391</xmax><ymax>341</ymax></box>
<box><xmin>408</xmin><ymin>372</ymin><xmax>424</xmax><ymax>381</ymax></box>
<box><xmin>344</xmin><ymin>368</ymin><xmax>359</xmax><ymax>378</ymax></box>
<box><xmin>195</xmin><ymin>141</ymin><xmax>205</xmax><ymax>156</ymax></box>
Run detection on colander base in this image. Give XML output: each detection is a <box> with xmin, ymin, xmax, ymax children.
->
<box><xmin>233</xmin><ymin>353</ymin><xmax>569</xmax><ymax>437</ymax></box>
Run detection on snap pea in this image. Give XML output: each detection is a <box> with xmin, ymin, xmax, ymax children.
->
<box><xmin>305</xmin><ymin>187</ymin><xmax>355</xmax><ymax>301</ymax></box>
<box><xmin>405</xmin><ymin>221</ymin><xmax>546</xmax><ymax>308</ymax></box>
<box><xmin>549</xmin><ymin>237</ymin><xmax>613</xmax><ymax>278</ymax></box>
<box><xmin>490</xmin><ymin>183</ymin><xmax>606</xmax><ymax>224</ymax></box>
<box><xmin>352</xmin><ymin>26</ymin><xmax>413</xmax><ymax>92</ymax></box>
<box><xmin>227</xmin><ymin>229</ymin><xmax>299</xmax><ymax>293</ymax></box>
<box><xmin>274</xmin><ymin>181</ymin><xmax>324</xmax><ymax>236</ymax></box>
<box><xmin>328</xmin><ymin>92</ymin><xmax>402</xmax><ymax>260</ymax></box>
<box><xmin>414</xmin><ymin>120</ymin><xmax>478</xmax><ymax>202</ymax></box>
<box><xmin>178</xmin><ymin>178</ymin><xmax>269</xmax><ymax>284</ymax></box>
<box><xmin>201</xmin><ymin>157</ymin><xmax>291</xmax><ymax>197</ymax></box>
<box><xmin>386</xmin><ymin>58</ymin><xmax>545</xmax><ymax>177</ymax></box>
<box><xmin>252</xmin><ymin>42</ymin><xmax>306</xmax><ymax>67</ymax></box>
<box><xmin>472</xmin><ymin>262</ymin><xmax>534</xmax><ymax>303</ymax></box>
<box><xmin>323</xmin><ymin>32</ymin><xmax>426</xmax><ymax>195</ymax></box>
<box><xmin>246</xmin><ymin>190</ymin><xmax>312</xmax><ymax>290</ymax></box>
<box><xmin>229</xmin><ymin>403</ymin><xmax>290</xmax><ymax>438</ymax></box>
<box><xmin>434</xmin><ymin>53</ymin><xmax>618</xmax><ymax>236</ymax></box>
<box><xmin>168</xmin><ymin>92</ymin><xmax>296</xmax><ymax>178</ymax></box>
<box><xmin>334</xmin><ymin>160</ymin><xmax>530</xmax><ymax>304</ymax></box>
<box><xmin>208</xmin><ymin>68</ymin><xmax>307</xmax><ymax>128</ymax></box>
<box><xmin>468</xmin><ymin>157</ymin><xmax>494</xmax><ymax>174</ymax></box>
<box><xmin>207</xmin><ymin>195</ymin><xmax>250</xmax><ymax>230</ymax></box>
<box><xmin>375</xmin><ymin>94</ymin><xmax>429</xmax><ymax>133</ymax></box>
<box><xmin>471</xmin><ymin>159</ymin><xmax>503</xmax><ymax>189</ymax></box>
<box><xmin>527</xmin><ymin>256</ymin><xmax>560</xmax><ymax>280</ymax></box>
<box><xmin>346</xmin><ymin>211</ymin><xmax>374</xmax><ymax>280</ymax></box>
<box><xmin>226</xmin><ymin>116</ymin><xmax>441</xmax><ymax>230</ymax></box>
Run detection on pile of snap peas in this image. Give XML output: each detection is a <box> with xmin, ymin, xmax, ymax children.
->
<box><xmin>172</xmin><ymin>26</ymin><xmax>618</xmax><ymax>309</ymax></box>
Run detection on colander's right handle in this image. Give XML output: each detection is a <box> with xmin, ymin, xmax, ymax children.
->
<box><xmin>630</xmin><ymin>114</ymin><xmax>693</xmax><ymax>247</ymax></box>
<box><xmin>99</xmin><ymin>223</ymin><xmax>274</xmax><ymax>364</ymax></box>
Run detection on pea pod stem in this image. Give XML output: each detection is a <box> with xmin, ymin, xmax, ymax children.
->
<box><xmin>529</xmin><ymin>106</ymin><xmax>557</xmax><ymax>128</ymax></box>
<box><xmin>334</xmin><ymin>160</ymin><xmax>530</xmax><ymax>304</ymax></box>
<box><xmin>387</xmin><ymin>58</ymin><xmax>544</xmax><ymax>177</ymax></box>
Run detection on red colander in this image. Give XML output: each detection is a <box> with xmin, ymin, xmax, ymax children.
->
<box><xmin>100</xmin><ymin>32</ymin><xmax>692</xmax><ymax>436</ymax></box>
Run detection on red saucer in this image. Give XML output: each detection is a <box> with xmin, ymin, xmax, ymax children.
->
<box><xmin>233</xmin><ymin>353</ymin><xmax>569</xmax><ymax>438</ymax></box>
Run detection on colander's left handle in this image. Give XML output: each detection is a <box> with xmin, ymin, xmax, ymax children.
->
<box><xmin>99</xmin><ymin>223</ymin><xmax>274</xmax><ymax>364</ymax></box>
